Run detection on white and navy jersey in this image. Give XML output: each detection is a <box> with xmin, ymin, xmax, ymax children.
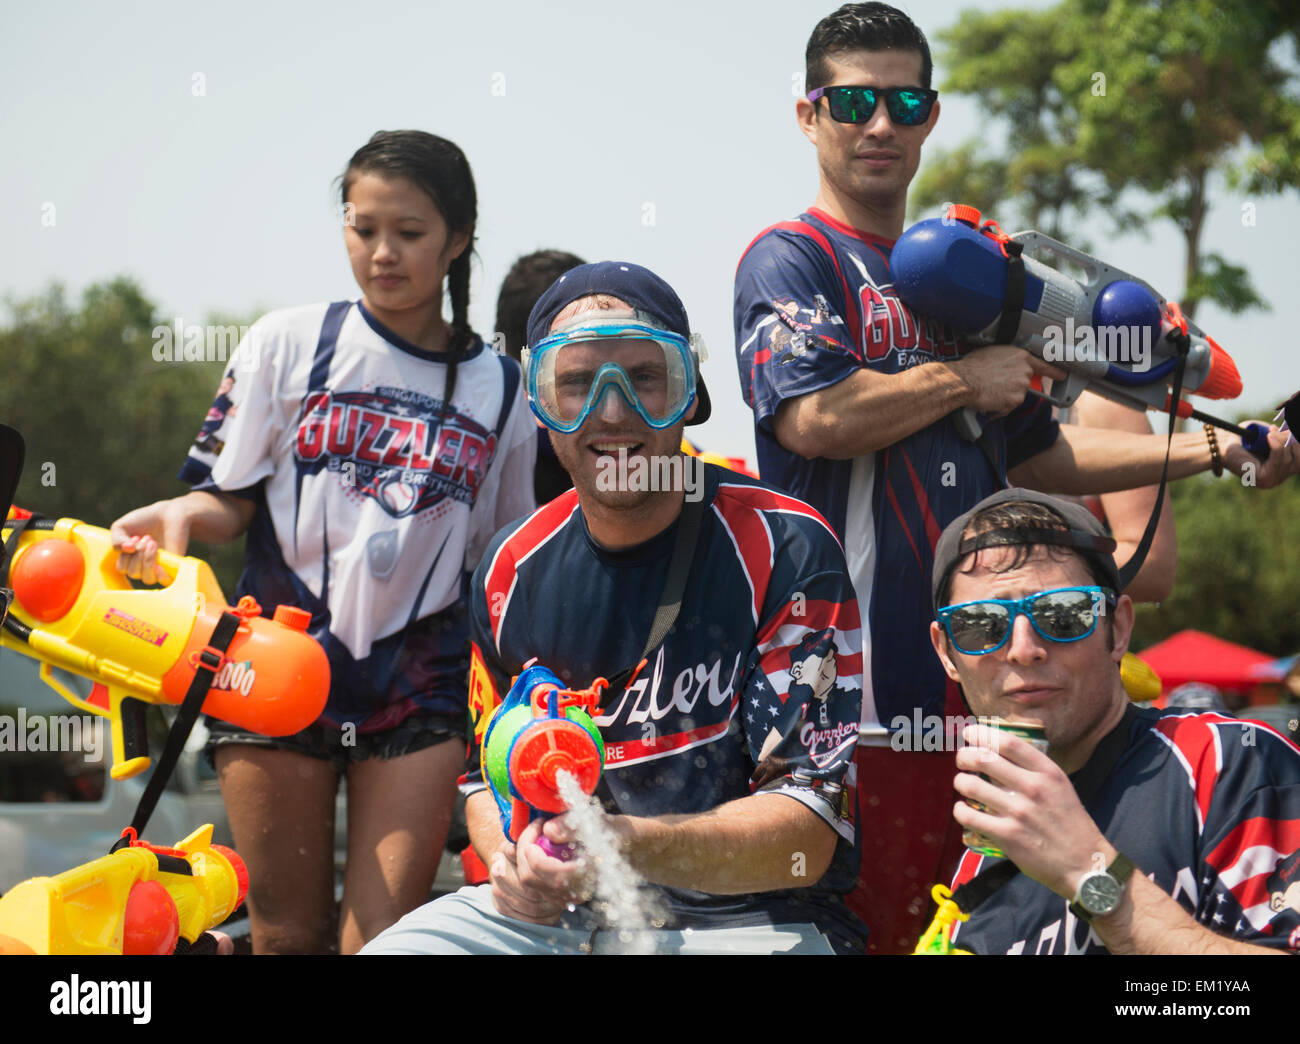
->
<box><xmin>463</xmin><ymin>464</ymin><xmax>868</xmax><ymax>950</ymax></box>
<box><xmin>952</xmin><ymin>708</ymin><xmax>1300</xmax><ymax>954</ymax></box>
<box><xmin>734</xmin><ymin>208</ymin><xmax>1059</xmax><ymax>742</ymax></box>
<box><xmin>180</xmin><ymin>300</ymin><xmax>537</xmax><ymax>726</ymax></box>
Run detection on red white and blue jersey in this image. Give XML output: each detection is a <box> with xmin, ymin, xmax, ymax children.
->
<box><xmin>180</xmin><ymin>300</ymin><xmax>537</xmax><ymax>727</ymax></box>
<box><xmin>464</xmin><ymin>464</ymin><xmax>868</xmax><ymax>949</ymax></box>
<box><xmin>734</xmin><ymin>208</ymin><xmax>1059</xmax><ymax>741</ymax></box>
<box><xmin>951</xmin><ymin>708</ymin><xmax>1300</xmax><ymax>954</ymax></box>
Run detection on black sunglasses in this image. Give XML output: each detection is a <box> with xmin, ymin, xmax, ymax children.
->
<box><xmin>807</xmin><ymin>85</ymin><xmax>938</xmax><ymax>126</ymax></box>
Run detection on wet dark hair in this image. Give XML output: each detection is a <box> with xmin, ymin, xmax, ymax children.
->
<box><xmin>805</xmin><ymin>3</ymin><xmax>933</xmax><ymax>95</ymax></box>
<box><xmin>494</xmin><ymin>250</ymin><xmax>587</xmax><ymax>363</ymax></box>
<box><xmin>341</xmin><ymin>130</ymin><xmax>477</xmax><ymax>414</ymax></box>
<box><xmin>937</xmin><ymin>501</ymin><xmax>1114</xmax><ymax>613</ymax></box>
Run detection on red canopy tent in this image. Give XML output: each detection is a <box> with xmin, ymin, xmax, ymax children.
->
<box><xmin>1136</xmin><ymin>630</ymin><xmax>1275</xmax><ymax>694</ymax></box>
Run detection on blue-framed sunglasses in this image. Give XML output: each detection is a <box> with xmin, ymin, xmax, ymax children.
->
<box><xmin>807</xmin><ymin>84</ymin><xmax>938</xmax><ymax>126</ymax></box>
<box><xmin>936</xmin><ymin>586</ymin><xmax>1116</xmax><ymax>655</ymax></box>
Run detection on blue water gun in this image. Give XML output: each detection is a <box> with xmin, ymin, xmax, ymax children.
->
<box><xmin>892</xmin><ymin>204</ymin><xmax>1273</xmax><ymax>458</ymax></box>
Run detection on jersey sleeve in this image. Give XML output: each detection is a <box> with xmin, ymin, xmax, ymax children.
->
<box><xmin>734</xmin><ymin>230</ymin><xmax>862</xmax><ymax>434</ymax></box>
<box><xmin>744</xmin><ymin>528</ymin><xmax>862</xmax><ymax>846</ymax></box>
<box><xmin>1191</xmin><ymin>719</ymin><xmax>1300</xmax><ymax>950</ymax></box>
<box><xmin>461</xmin><ymin>526</ymin><xmax>522</xmax><ymax>796</ymax></box>
<box><xmin>177</xmin><ymin>319</ymin><xmax>286</xmax><ymax>495</ymax></box>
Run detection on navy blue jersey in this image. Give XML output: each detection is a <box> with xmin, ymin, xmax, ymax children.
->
<box><xmin>734</xmin><ymin>208</ymin><xmax>1059</xmax><ymax>740</ymax></box>
<box><xmin>952</xmin><ymin>709</ymin><xmax>1300</xmax><ymax>954</ymax></box>
<box><xmin>464</xmin><ymin>463</ymin><xmax>867</xmax><ymax>947</ymax></box>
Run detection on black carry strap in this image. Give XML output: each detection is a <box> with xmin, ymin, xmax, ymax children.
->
<box><xmin>112</xmin><ymin>608</ymin><xmax>244</xmax><ymax>849</ymax></box>
<box><xmin>994</xmin><ymin>240</ymin><xmax>1027</xmax><ymax>346</ymax></box>
<box><xmin>947</xmin><ymin>704</ymin><xmax>1140</xmax><ymax>916</ymax></box>
<box><xmin>1116</xmin><ymin>331</ymin><xmax>1189</xmax><ymax>592</ymax></box>
<box><xmin>601</xmin><ymin>494</ymin><xmax>708</xmax><ymax>706</ymax></box>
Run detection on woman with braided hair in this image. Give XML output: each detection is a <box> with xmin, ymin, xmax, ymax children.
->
<box><xmin>110</xmin><ymin>131</ymin><xmax>537</xmax><ymax>952</ymax></box>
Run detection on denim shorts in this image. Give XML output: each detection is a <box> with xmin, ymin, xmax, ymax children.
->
<box><xmin>203</xmin><ymin>709</ymin><xmax>466</xmax><ymax>775</ymax></box>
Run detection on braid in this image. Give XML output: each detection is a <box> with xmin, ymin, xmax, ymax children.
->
<box><xmin>442</xmin><ymin>250</ymin><xmax>473</xmax><ymax>422</ymax></box>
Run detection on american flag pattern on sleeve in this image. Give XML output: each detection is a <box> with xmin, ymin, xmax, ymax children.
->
<box><xmin>463</xmin><ymin>463</ymin><xmax>868</xmax><ymax>940</ymax></box>
<box><xmin>734</xmin><ymin>207</ymin><xmax>1060</xmax><ymax>744</ymax></box>
<box><xmin>951</xmin><ymin>707</ymin><xmax>1300</xmax><ymax>954</ymax></box>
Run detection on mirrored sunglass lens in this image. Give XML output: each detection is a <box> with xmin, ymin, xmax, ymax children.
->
<box><xmin>886</xmin><ymin>89</ymin><xmax>930</xmax><ymax>124</ymax></box>
<box><xmin>1029</xmin><ymin>591</ymin><xmax>1096</xmax><ymax>639</ymax></box>
<box><xmin>831</xmin><ymin>87</ymin><xmax>877</xmax><ymax>122</ymax></box>
<box><xmin>948</xmin><ymin>604</ymin><xmax>1009</xmax><ymax>652</ymax></box>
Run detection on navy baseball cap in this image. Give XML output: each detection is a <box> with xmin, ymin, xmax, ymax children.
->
<box><xmin>931</xmin><ymin>488</ymin><xmax>1121</xmax><ymax>610</ymax></box>
<box><xmin>525</xmin><ymin>261</ymin><xmax>711</xmax><ymax>426</ymax></box>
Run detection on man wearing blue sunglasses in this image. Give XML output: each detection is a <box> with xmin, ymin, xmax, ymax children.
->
<box><xmin>735</xmin><ymin>1</ymin><xmax>1300</xmax><ymax>953</ymax></box>
<box><xmin>929</xmin><ymin>488</ymin><xmax>1300</xmax><ymax>954</ymax></box>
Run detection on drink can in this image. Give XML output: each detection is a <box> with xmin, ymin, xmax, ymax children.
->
<box><xmin>962</xmin><ymin>717</ymin><xmax>1048</xmax><ymax>859</ymax></box>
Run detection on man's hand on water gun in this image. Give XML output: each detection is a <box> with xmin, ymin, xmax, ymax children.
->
<box><xmin>110</xmin><ymin>500</ymin><xmax>191</xmax><ymax>585</ymax></box>
<box><xmin>1222</xmin><ymin>422</ymin><xmax>1300</xmax><ymax>488</ymax></box>
<box><xmin>485</xmin><ymin>819</ymin><xmax>590</xmax><ymax>926</ymax></box>
<box><xmin>949</xmin><ymin>346</ymin><xmax>1066</xmax><ymax>418</ymax></box>
<box><xmin>512</xmin><ymin>816</ymin><xmax>593</xmax><ymax>913</ymax></box>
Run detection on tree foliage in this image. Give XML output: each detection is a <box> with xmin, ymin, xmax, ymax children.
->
<box><xmin>912</xmin><ymin>0</ymin><xmax>1300</xmax><ymax>319</ymax></box>
<box><xmin>1129</xmin><ymin>471</ymin><xmax>1300</xmax><ymax>657</ymax></box>
<box><xmin>0</xmin><ymin>279</ymin><xmax>251</xmax><ymax>590</ymax></box>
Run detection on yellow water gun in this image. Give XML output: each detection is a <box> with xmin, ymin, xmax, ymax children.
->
<box><xmin>1</xmin><ymin>510</ymin><xmax>330</xmax><ymax>779</ymax></box>
<box><xmin>0</xmin><ymin>825</ymin><xmax>247</xmax><ymax>955</ymax></box>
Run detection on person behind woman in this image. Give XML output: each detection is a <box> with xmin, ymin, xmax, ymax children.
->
<box><xmin>110</xmin><ymin>130</ymin><xmax>537</xmax><ymax>953</ymax></box>
<box><xmin>494</xmin><ymin>249</ymin><xmax>586</xmax><ymax>504</ymax></box>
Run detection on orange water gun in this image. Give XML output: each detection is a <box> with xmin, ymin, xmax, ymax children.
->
<box><xmin>1</xmin><ymin>510</ymin><xmax>329</xmax><ymax>780</ymax></box>
<box><xmin>0</xmin><ymin>825</ymin><xmax>248</xmax><ymax>955</ymax></box>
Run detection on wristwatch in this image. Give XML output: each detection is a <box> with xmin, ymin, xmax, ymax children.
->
<box><xmin>1069</xmin><ymin>853</ymin><xmax>1135</xmax><ymax>923</ymax></box>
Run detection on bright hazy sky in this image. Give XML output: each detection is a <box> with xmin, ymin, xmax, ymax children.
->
<box><xmin>4</xmin><ymin>0</ymin><xmax>1296</xmax><ymax>459</ymax></box>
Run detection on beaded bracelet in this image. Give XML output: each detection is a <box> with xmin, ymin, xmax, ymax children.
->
<box><xmin>1205</xmin><ymin>423</ymin><xmax>1224</xmax><ymax>477</ymax></box>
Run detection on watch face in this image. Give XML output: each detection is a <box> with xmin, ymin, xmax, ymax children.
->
<box><xmin>1080</xmin><ymin>872</ymin><xmax>1122</xmax><ymax>916</ymax></box>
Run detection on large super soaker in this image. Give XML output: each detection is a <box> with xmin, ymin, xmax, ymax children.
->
<box><xmin>892</xmin><ymin>204</ymin><xmax>1281</xmax><ymax>457</ymax></box>
<box><xmin>0</xmin><ymin>510</ymin><xmax>330</xmax><ymax>779</ymax></box>
<box><xmin>483</xmin><ymin>664</ymin><xmax>606</xmax><ymax>846</ymax></box>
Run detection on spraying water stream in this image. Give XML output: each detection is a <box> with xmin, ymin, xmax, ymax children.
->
<box><xmin>554</xmin><ymin>770</ymin><xmax>663</xmax><ymax>953</ymax></box>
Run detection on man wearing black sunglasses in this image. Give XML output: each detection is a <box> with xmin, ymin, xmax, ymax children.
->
<box><xmin>734</xmin><ymin>1</ymin><xmax>1299</xmax><ymax>953</ymax></box>
<box><xmin>735</xmin><ymin>0</ymin><xmax>1067</xmax><ymax>956</ymax></box>
<box><xmin>928</xmin><ymin>488</ymin><xmax>1300</xmax><ymax>954</ymax></box>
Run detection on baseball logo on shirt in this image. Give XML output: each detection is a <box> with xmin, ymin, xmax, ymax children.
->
<box><xmin>294</xmin><ymin>387</ymin><xmax>498</xmax><ymax>518</ymax></box>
